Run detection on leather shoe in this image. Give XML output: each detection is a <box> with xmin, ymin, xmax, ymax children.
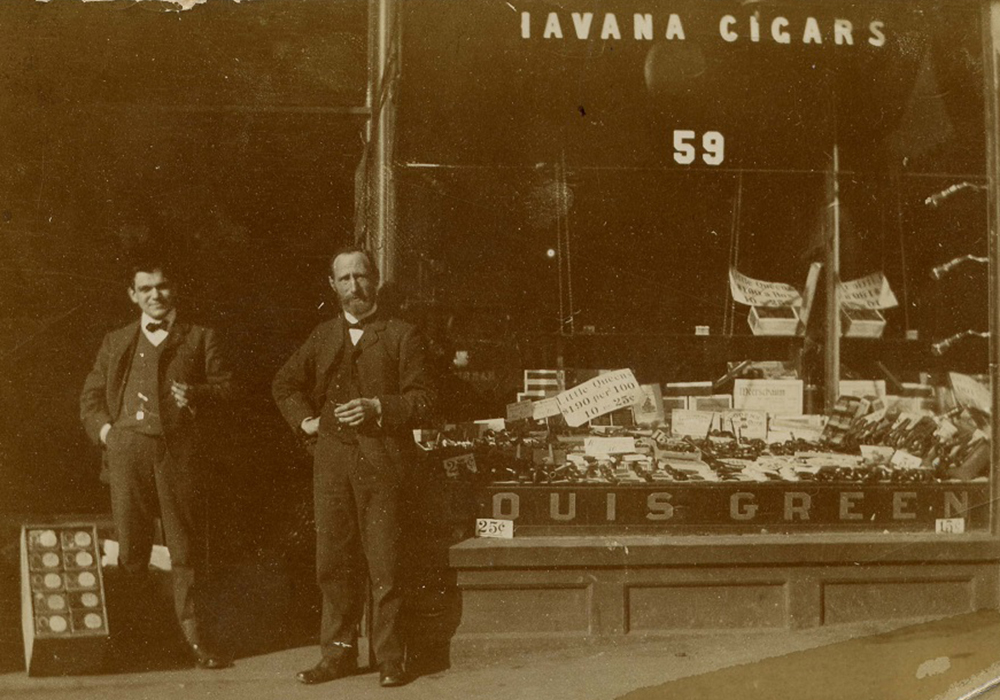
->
<box><xmin>187</xmin><ymin>642</ymin><xmax>232</xmax><ymax>670</ymax></box>
<box><xmin>379</xmin><ymin>662</ymin><xmax>407</xmax><ymax>688</ymax></box>
<box><xmin>296</xmin><ymin>658</ymin><xmax>357</xmax><ymax>685</ymax></box>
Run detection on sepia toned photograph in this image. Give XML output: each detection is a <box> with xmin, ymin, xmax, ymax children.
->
<box><xmin>1</xmin><ymin>1</ymin><xmax>999</xmax><ymax>698</ymax></box>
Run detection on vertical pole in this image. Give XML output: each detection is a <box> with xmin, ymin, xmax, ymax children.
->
<box><xmin>375</xmin><ymin>0</ymin><xmax>394</xmax><ymax>282</ymax></box>
<box><xmin>561</xmin><ymin>152</ymin><xmax>576</xmax><ymax>336</ymax></box>
<box><xmin>555</xmin><ymin>162</ymin><xmax>566</xmax><ymax>336</ymax></box>
<box><xmin>824</xmin><ymin>144</ymin><xmax>841</xmax><ymax>412</ymax></box>
<box><xmin>365</xmin><ymin>0</ymin><xmax>396</xmax><ymax>282</ymax></box>
<box><xmin>983</xmin><ymin>1</ymin><xmax>1000</xmax><ymax>536</ymax></box>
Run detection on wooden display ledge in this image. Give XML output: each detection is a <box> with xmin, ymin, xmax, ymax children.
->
<box><xmin>446</xmin><ymin>533</ymin><xmax>1000</xmax><ymax>638</ymax></box>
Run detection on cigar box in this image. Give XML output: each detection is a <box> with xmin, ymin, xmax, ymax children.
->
<box><xmin>748</xmin><ymin>305</ymin><xmax>800</xmax><ymax>336</ymax></box>
<box><xmin>841</xmin><ymin>307</ymin><xmax>886</xmax><ymax>338</ymax></box>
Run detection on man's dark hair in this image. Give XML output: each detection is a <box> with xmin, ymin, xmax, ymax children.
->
<box><xmin>127</xmin><ymin>257</ymin><xmax>173</xmax><ymax>288</ymax></box>
<box><xmin>330</xmin><ymin>246</ymin><xmax>380</xmax><ymax>283</ymax></box>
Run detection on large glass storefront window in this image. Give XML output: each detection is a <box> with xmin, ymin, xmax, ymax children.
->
<box><xmin>394</xmin><ymin>1</ymin><xmax>992</xmax><ymax>534</ymax></box>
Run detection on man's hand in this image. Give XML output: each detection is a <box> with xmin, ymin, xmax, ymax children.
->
<box><xmin>170</xmin><ymin>381</ymin><xmax>194</xmax><ymax>410</ymax></box>
<box><xmin>301</xmin><ymin>416</ymin><xmax>320</xmax><ymax>436</ymax></box>
<box><xmin>334</xmin><ymin>398</ymin><xmax>381</xmax><ymax>428</ymax></box>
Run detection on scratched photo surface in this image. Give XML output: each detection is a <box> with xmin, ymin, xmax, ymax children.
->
<box><xmin>0</xmin><ymin>1</ymin><xmax>996</xmax><ymax>698</ymax></box>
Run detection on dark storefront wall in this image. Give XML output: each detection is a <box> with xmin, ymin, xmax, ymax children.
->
<box><xmin>0</xmin><ymin>1</ymin><xmax>368</xmax><ymax>527</ymax></box>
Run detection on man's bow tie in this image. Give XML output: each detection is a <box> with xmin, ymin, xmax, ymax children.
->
<box><xmin>146</xmin><ymin>321</ymin><xmax>169</xmax><ymax>333</ymax></box>
<box><xmin>346</xmin><ymin>315</ymin><xmax>376</xmax><ymax>330</ymax></box>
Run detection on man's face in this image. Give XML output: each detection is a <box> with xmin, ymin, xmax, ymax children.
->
<box><xmin>128</xmin><ymin>269</ymin><xmax>174</xmax><ymax>320</ymax></box>
<box><xmin>330</xmin><ymin>252</ymin><xmax>377</xmax><ymax>317</ymax></box>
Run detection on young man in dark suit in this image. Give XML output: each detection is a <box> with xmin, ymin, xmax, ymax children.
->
<box><xmin>80</xmin><ymin>260</ymin><xmax>232</xmax><ymax>670</ymax></box>
<box><xmin>272</xmin><ymin>247</ymin><xmax>435</xmax><ymax>688</ymax></box>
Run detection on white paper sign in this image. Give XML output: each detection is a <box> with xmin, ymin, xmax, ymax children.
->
<box><xmin>936</xmin><ymin>518</ymin><xmax>966</xmax><ymax>534</ymax></box>
<box><xmin>532</xmin><ymin>396</ymin><xmax>562</xmax><ymax>420</ymax></box>
<box><xmin>443</xmin><ymin>453</ymin><xmax>477</xmax><ymax>477</ymax></box>
<box><xmin>584</xmin><ymin>436</ymin><xmax>637</xmax><ymax>457</ymax></box>
<box><xmin>729</xmin><ymin>268</ymin><xmax>803</xmax><ymax>307</ymax></box>
<box><xmin>475</xmin><ymin>518</ymin><xmax>514</xmax><ymax>539</ymax></box>
<box><xmin>506</xmin><ymin>399</ymin><xmax>536</xmax><ymax>423</ymax></box>
<box><xmin>556</xmin><ymin>368</ymin><xmax>640</xmax><ymax>427</ymax></box>
<box><xmin>950</xmin><ymin>372</ymin><xmax>992</xmax><ymax>415</ymax></box>
<box><xmin>670</xmin><ymin>410</ymin><xmax>716</xmax><ymax>437</ymax></box>
<box><xmin>890</xmin><ymin>450</ymin><xmax>924</xmax><ymax>470</ymax></box>
<box><xmin>721</xmin><ymin>410</ymin><xmax>768</xmax><ymax>441</ymax></box>
<box><xmin>767</xmin><ymin>415</ymin><xmax>827</xmax><ymax>443</ymax></box>
<box><xmin>733</xmin><ymin>379</ymin><xmax>804</xmax><ymax>416</ymax></box>
<box><xmin>838</xmin><ymin>272</ymin><xmax>899</xmax><ymax>309</ymax></box>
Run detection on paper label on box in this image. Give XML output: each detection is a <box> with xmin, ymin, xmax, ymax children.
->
<box><xmin>532</xmin><ymin>396</ymin><xmax>561</xmax><ymax>420</ymax></box>
<box><xmin>935</xmin><ymin>518</ymin><xmax>966</xmax><ymax>534</ymax></box>
<box><xmin>556</xmin><ymin>369</ymin><xmax>640</xmax><ymax>427</ymax></box>
<box><xmin>860</xmin><ymin>445</ymin><xmax>894</xmax><ymax>461</ymax></box>
<box><xmin>663</xmin><ymin>381</ymin><xmax>713</xmax><ymax>395</ymax></box>
<box><xmin>733</xmin><ymin>379</ymin><xmax>803</xmax><ymax>416</ymax></box>
<box><xmin>631</xmin><ymin>384</ymin><xmax>666</xmax><ymax>425</ymax></box>
<box><xmin>950</xmin><ymin>372</ymin><xmax>992</xmax><ymax>415</ymax></box>
<box><xmin>729</xmin><ymin>268</ymin><xmax>802</xmax><ymax>307</ymax></box>
<box><xmin>584</xmin><ymin>436</ymin><xmax>636</xmax><ymax>457</ymax></box>
<box><xmin>689</xmin><ymin>395</ymin><xmax>733</xmax><ymax>412</ymax></box>
<box><xmin>839</xmin><ymin>380</ymin><xmax>887</xmax><ymax>400</ymax></box>
<box><xmin>474</xmin><ymin>418</ymin><xmax>507</xmax><ymax>432</ymax></box>
<box><xmin>475</xmin><ymin>519</ymin><xmax>514</xmax><ymax>539</ymax></box>
<box><xmin>890</xmin><ymin>450</ymin><xmax>924</xmax><ymax>470</ymax></box>
<box><xmin>506</xmin><ymin>399</ymin><xmax>535</xmax><ymax>423</ymax></box>
<box><xmin>839</xmin><ymin>272</ymin><xmax>898</xmax><ymax>309</ymax></box>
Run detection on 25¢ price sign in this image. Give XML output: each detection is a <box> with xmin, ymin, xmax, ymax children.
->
<box><xmin>475</xmin><ymin>518</ymin><xmax>514</xmax><ymax>539</ymax></box>
<box><xmin>672</xmin><ymin>130</ymin><xmax>725</xmax><ymax>166</ymax></box>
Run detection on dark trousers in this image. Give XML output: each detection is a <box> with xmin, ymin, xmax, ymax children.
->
<box><xmin>313</xmin><ymin>434</ymin><xmax>404</xmax><ymax>666</ymax></box>
<box><xmin>106</xmin><ymin>428</ymin><xmax>201</xmax><ymax>628</ymax></box>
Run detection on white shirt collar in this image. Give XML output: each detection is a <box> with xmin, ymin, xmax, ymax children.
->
<box><xmin>140</xmin><ymin>309</ymin><xmax>176</xmax><ymax>346</ymax></box>
<box><xmin>343</xmin><ymin>304</ymin><xmax>378</xmax><ymax>326</ymax></box>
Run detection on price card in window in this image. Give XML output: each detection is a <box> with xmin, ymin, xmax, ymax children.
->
<box><xmin>936</xmin><ymin>518</ymin><xmax>966</xmax><ymax>534</ymax></box>
<box><xmin>443</xmin><ymin>453</ymin><xmax>477</xmax><ymax>477</ymax></box>
<box><xmin>475</xmin><ymin>518</ymin><xmax>514</xmax><ymax>539</ymax></box>
<box><xmin>506</xmin><ymin>399</ymin><xmax>535</xmax><ymax>423</ymax></box>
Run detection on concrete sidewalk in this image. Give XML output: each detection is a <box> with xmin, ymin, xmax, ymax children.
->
<box><xmin>2</xmin><ymin>615</ymin><xmax>989</xmax><ymax>700</ymax></box>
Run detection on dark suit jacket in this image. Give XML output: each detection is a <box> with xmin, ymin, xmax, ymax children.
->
<box><xmin>80</xmin><ymin>319</ymin><xmax>233</xmax><ymax>451</ymax></box>
<box><xmin>271</xmin><ymin>314</ymin><xmax>435</xmax><ymax>462</ymax></box>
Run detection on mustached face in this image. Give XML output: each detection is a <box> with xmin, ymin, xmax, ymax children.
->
<box><xmin>330</xmin><ymin>252</ymin><xmax>377</xmax><ymax>317</ymax></box>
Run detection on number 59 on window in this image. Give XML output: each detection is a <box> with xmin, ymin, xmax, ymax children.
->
<box><xmin>672</xmin><ymin>130</ymin><xmax>725</xmax><ymax>166</ymax></box>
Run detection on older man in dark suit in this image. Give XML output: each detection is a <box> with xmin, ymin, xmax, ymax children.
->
<box><xmin>272</xmin><ymin>247</ymin><xmax>434</xmax><ymax>688</ymax></box>
<box><xmin>80</xmin><ymin>259</ymin><xmax>232</xmax><ymax>669</ymax></box>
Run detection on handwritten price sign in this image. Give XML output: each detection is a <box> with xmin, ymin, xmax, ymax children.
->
<box><xmin>555</xmin><ymin>369</ymin><xmax>640</xmax><ymax>427</ymax></box>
